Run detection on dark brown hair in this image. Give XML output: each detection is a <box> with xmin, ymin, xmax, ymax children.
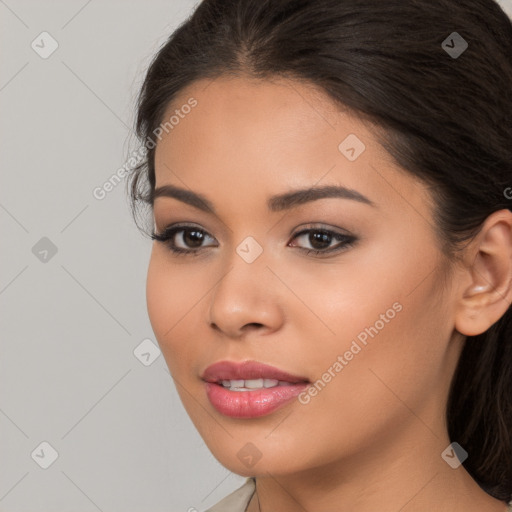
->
<box><xmin>127</xmin><ymin>0</ymin><xmax>512</xmax><ymax>501</ymax></box>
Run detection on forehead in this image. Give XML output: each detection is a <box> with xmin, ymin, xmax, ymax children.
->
<box><xmin>152</xmin><ymin>76</ymin><xmax>433</xmax><ymax>219</ymax></box>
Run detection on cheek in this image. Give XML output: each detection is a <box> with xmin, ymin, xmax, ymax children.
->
<box><xmin>146</xmin><ymin>250</ymin><xmax>204</xmax><ymax>373</ymax></box>
<box><xmin>307</xmin><ymin>288</ymin><xmax>446</xmax><ymax>430</ymax></box>
<box><xmin>274</xmin><ymin>290</ymin><xmax>448</xmax><ymax>471</ymax></box>
<box><xmin>288</xmin><ymin>237</ymin><xmax>448</xmax><ymax>414</ymax></box>
<box><xmin>280</xmin><ymin>234</ymin><xmax>415</xmax><ymax>357</ymax></box>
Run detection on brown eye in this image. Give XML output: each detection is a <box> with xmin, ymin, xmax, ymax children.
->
<box><xmin>151</xmin><ymin>224</ymin><xmax>217</xmax><ymax>255</ymax></box>
<box><xmin>289</xmin><ymin>228</ymin><xmax>357</xmax><ymax>256</ymax></box>
<box><xmin>178</xmin><ymin>229</ymin><xmax>206</xmax><ymax>248</ymax></box>
<box><xmin>151</xmin><ymin>224</ymin><xmax>357</xmax><ymax>257</ymax></box>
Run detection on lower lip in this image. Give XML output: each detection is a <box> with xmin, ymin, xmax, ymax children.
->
<box><xmin>204</xmin><ymin>382</ymin><xmax>309</xmax><ymax>418</ymax></box>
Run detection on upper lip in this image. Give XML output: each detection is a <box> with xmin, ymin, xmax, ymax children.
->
<box><xmin>201</xmin><ymin>360</ymin><xmax>310</xmax><ymax>384</ymax></box>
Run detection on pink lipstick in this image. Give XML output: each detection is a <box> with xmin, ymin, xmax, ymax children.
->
<box><xmin>201</xmin><ymin>360</ymin><xmax>310</xmax><ymax>418</ymax></box>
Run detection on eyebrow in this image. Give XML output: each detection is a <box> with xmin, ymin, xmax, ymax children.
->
<box><xmin>152</xmin><ymin>183</ymin><xmax>376</xmax><ymax>213</ymax></box>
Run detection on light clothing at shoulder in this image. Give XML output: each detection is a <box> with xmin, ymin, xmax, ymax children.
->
<box><xmin>204</xmin><ymin>477</ymin><xmax>255</xmax><ymax>512</ymax></box>
<box><xmin>204</xmin><ymin>479</ymin><xmax>512</xmax><ymax>512</ymax></box>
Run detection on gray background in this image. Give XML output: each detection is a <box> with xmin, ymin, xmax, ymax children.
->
<box><xmin>1</xmin><ymin>1</ymin><xmax>511</xmax><ymax>511</ymax></box>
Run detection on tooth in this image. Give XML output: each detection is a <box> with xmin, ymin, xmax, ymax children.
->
<box><xmin>220</xmin><ymin>378</ymin><xmax>292</xmax><ymax>390</ymax></box>
<box><xmin>244</xmin><ymin>379</ymin><xmax>264</xmax><ymax>389</ymax></box>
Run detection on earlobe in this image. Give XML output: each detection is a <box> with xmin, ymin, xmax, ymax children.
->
<box><xmin>454</xmin><ymin>209</ymin><xmax>512</xmax><ymax>337</ymax></box>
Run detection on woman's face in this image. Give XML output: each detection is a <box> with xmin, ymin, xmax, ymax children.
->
<box><xmin>147</xmin><ymin>76</ymin><xmax>463</xmax><ymax>476</ymax></box>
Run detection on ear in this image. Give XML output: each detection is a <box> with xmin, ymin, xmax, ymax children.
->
<box><xmin>454</xmin><ymin>209</ymin><xmax>512</xmax><ymax>337</ymax></box>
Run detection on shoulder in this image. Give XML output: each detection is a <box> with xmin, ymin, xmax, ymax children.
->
<box><xmin>203</xmin><ymin>477</ymin><xmax>256</xmax><ymax>512</ymax></box>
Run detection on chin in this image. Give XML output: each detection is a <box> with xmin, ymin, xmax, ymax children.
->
<box><xmin>205</xmin><ymin>442</ymin><xmax>306</xmax><ymax>478</ymax></box>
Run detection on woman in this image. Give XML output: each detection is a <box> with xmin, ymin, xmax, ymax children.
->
<box><xmin>127</xmin><ymin>0</ymin><xmax>512</xmax><ymax>510</ymax></box>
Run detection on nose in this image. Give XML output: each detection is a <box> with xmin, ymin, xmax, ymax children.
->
<box><xmin>208</xmin><ymin>247</ymin><xmax>285</xmax><ymax>339</ymax></box>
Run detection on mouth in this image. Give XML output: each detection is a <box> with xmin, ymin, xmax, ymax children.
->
<box><xmin>201</xmin><ymin>360</ymin><xmax>310</xmax><ymax>418</ymax></box>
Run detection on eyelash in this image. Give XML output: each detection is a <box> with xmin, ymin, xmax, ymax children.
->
<box><xmin>150</xmin><ymin>223</ymin><xmax>357</xmax><ymax>258</ymax></box>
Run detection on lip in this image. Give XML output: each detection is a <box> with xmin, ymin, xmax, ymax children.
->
<box><xmin>201</xmin><ymin>360</ymin><xmax>310</xmax><ymax>418</ymax></box>
<box><xmin>201</xmin><ymin>360</ymin><xmax>310</xmax><ymax>383</ymax></box>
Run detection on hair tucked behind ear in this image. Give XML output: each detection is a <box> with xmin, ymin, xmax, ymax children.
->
<box><xmin>127</xmin><ymin>0</ymin><xmax>512</xmax><ymax>500</ymax></box>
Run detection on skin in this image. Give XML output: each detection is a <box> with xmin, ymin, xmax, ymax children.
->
<box><xmin>146</xmin><ymin>75</ymin><xmax>512</xmax><ymax>512</ymax></box>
